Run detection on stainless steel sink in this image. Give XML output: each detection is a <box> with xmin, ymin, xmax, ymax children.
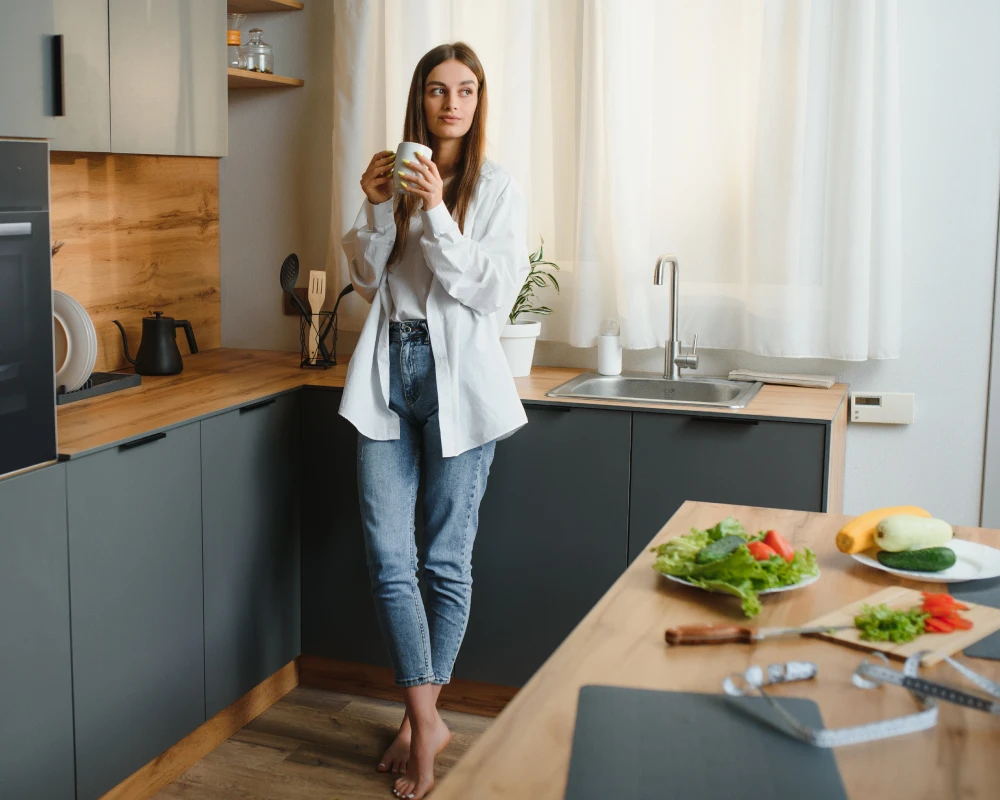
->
<box><xmin>545</xmin><ymin>372</ymin><xmax>763</xmax><ymax>409</ymax></box>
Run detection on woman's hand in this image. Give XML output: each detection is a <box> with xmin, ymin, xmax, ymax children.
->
<box><xmin>361</xmin><ymin>150</ymin><xmax>395</xmax><ymax>205</ymax></box>
<box><xmin>398</xmin><ymin>153</ymin><xmax>444</xmax><ymax>210</ymax></box>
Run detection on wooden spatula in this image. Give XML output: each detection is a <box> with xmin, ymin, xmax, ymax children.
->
<box><xmin>308</xmin><ymin>270</ymin><xmax>327</xmax><ymax>363</ymax></box>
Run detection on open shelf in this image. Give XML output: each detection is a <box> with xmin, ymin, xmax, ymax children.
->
<box><xmin>227</xmin><ymin>0</ymin><xmax>303</xmax><ymax>13</ymax></box>
<box><xmin>227</xmin><ymin>68</ymin><xmax>304</xmax><ymax>89</ymax></box>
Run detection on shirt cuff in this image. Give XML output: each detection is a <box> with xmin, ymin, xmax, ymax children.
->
<box><xmin>365</xmin><ymin>199</ymin><xmax>394</xmax><ymax>232</ymax></box>
<box><xmin>421</xmin><ymin>202</ymin><xmax>457</xmax><ymax>237</ymax></box>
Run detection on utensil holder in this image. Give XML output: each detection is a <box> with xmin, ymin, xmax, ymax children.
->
<box><xmin>299</xmin><ymin>311</ymin><xmax>338</xmax><ymax>369</ymax></box>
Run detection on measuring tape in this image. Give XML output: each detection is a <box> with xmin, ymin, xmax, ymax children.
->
<box><xmin>721</xmin><ymin>652</ymin><xmax>999</xmax><ymax>747</ymax></box>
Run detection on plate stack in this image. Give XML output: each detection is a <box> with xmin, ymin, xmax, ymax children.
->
<box><xmin>53</xmin><ymin>290</ymin><xmax>97</xmax><ymax>393</ymax></box>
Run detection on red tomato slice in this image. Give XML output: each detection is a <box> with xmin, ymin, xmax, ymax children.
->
<box><xmin>925</xmin><ymin>617</ymin><xmax>955</xmax><ymax>633</ymax></box>
<box><xmin>748</xmin><ymin>541</ymin><xmax>778</xmax><ymax>561</ymax></box>
<box><xmin>942</xmin><ymin>613</ymin><xmax>973</xmax><ymax>630</ymax></box>
<box><xmin>763</xmin><ymin>530</ymin><xmax>795</xmax><ymax>563</ymax></box>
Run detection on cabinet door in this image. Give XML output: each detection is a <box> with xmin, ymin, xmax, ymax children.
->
<box><xmin>300</xmin><ymin>389</ymin><xmax>391</xmax><ymax>666</ymax></box>
<box><xmin>67</xmin><ymin>423</ymin><xmax>205</xmax><ymax>800</ymax></box>
<box><xmin>51</xmin><ymin>0</ymin><xmax>111</xmax><ymax>152</ymax></box>
<box><xmin>201</xmin><ymin>393</ymin><xmax>301</xmax><ymax>717</ymax></box>
<box><xmin>109</xmin><ymin>0</ymin><xmax>227</xmax><ymax>156</ymax></box>
<box><xmin>0</xmin><ymin>465</ymin><xmax>76</xmax><ymax>800</ymax></box>
<box><xmin>628</xmin><ymin>413</ymin><xmax>826</xmax><ymax>562</ymax></box>
<box><xmin>0</xmin><ymin>0</ymin><xmax>56</xmax><ymax>139</ymax></box>
<box><xmin>456</xmin><ymin>405</ymin><xmax>632</xmax><ymax>687</ymax></box>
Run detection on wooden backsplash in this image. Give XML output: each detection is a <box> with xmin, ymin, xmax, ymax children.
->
<box><xmin>50</xmin><ymin>152</ymin><xmax>220</xmax><ymax>373</ymax></box>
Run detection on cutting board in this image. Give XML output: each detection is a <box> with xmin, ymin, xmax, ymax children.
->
<box><xmin>804</xmin><ymin>586</ymin><xmax>1000</xmax><ymax>666</ymax></box>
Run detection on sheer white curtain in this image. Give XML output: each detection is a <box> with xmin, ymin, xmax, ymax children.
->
<box><xmin>330</xmin><ymin>0</ymin><xmax>901</xmax><ymax>360</ymax></box>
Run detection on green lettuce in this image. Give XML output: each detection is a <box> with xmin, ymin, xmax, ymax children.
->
<box><xmin>651</xmin><ymin>516</ymin><xmax>819</xmax><ymax>618</ymax></box>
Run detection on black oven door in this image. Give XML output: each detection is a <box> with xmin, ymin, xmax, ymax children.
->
<box><xmin>0</xmin><ymin>211</ymin><xmax>56</xmax><ymax>476</ymax></box>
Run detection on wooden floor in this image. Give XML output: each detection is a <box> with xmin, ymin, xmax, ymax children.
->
<box><xmin>152</xmin><ymin>688</ymin><xmax>491</xmax><ymax>799</ymax></box>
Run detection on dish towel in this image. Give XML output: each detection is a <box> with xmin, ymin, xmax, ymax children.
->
<box><xmin>728</xmin><ymin>369</ymin><xmax>836</xmax><ymax>389</ymax></box>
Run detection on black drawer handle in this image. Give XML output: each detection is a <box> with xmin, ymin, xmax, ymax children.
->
<box><xmin>240</xmin><ymin>398</ymin><xmax>276</xmax><ymax>414</ymax></box>
<box><xmin>688</xmin><ymin>416</ymin><xmax>759</xmax><ymax>426</ymax></box>
<box><xmin>119</xmin><ymin>432</ymin><xmax>166</xmax><ymax>451</ymax></box>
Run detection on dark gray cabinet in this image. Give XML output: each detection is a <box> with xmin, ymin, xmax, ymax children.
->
<box><xmin>201</xmin><ymin>393</ymin><xmax>301</xmax><ymax>718</ymax></box>
<box><xmin>67</xmin><ymin>422</ymin><xmax>205</xmax><ymax>800</ymax></box>
<box><xmin>0</xmin><ymin>0</ymin><xmax>56</xmax><ymax>140</ymax></box>
<box><xmin>0</xmin><ymin>465</ymin><xmax>76</xmax><ymax>800</ymax></box>
<box><xmin>300</xmin><ymin>389</ymin><xmax>391</xmax><ymax>666</ymax></box>
<box><xmin>455</xmin><ymin>405</ymin><xmax>631</xmax><ymax>686</ymax></box>
<box><xmin>627</xmin><ymin>412</ymin><xmax>827</xmax><ymax>561</ymax></box>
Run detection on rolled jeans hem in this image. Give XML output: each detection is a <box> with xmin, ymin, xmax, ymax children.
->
<box><xmin>431</xmin><ymin>676</ymin><xmax>452</xmax><ymax>686</ymax></box>
<box><xmin>395</xmin><ymin>675</ymin><xmax>438</xmax><ymax>688</ymax></box>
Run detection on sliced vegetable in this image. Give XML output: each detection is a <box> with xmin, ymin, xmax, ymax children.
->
<box><xmin>876</xmin><ymin>547</ymin><xmax>956</xmax><ymax>572</ymax></box>
<box><xmin>875</xmin><ymin>515</ymin><xmax>954</xmax><ymax>552</ymax></box>
<box><xmin>924</xmin><ymin>617</ymin><xmax>953</xmax><ymax>633</ymax></box>
<box><xmin>763</xmin><ymin>530</ymin><xmax>795</xmax><ymax>563</ymax></box>
<box><xmin>853</xmin><ymin>603</ymin><xmax>929</xmax><ymax>643</ymax></box>
<box><xmin>747</xmin><ymin>541</ymin><xmax>778</xmax><ymax>561</ymax></box>
<box><xmin>942</xmin><ymin>614</ymin><xmax>973</xmax><ymax>631</ymax></box>
<box><xmin>695</xmin><ymin>535</ymin><xmax>746</xmax><ymax>565</ymax></box>
<box><xmin>835</xmin><ymin>505</ymin><xmax>932</xmax><ymax>554</ymax></box>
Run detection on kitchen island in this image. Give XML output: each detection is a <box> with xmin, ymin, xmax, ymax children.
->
<box><xmin>432</xmin><ymin>501</ymin><xmax>1000</xmax><ymax>799</ymax></box>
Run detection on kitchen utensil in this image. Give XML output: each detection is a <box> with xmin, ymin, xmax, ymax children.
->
<box><xmin>661</xmin><ymin>569</ymin><xmax>820</xmax><ymax>596</ymax></box>
<box><xmin>112</xmin><ymin>311</ymin><xmax>198</xmax><ymax>376</ymax></box>
<box><xmin>280</xmin><ymin>253</ymin><xmax>332</xmax><ymax>363</ymax></box>
<box><xmin>394</xmin><ymin>142</ymin><xmax>433</xmax><ymax>194</ymax></box>
<box><xmin>307</xmin><ymin>270</ymin><xmax>326</xmax><ymax>363</ymax></box>
<box><xmin>804</xmin><ymin>585</ymin><xmax>1000</xmax><ymax>666</ymax></box>
<box><xmin>240</xmin><ymin>27</ymin><xmax>273</xmax><ymax>74</ymax></box>
<box><xmin>852</xmin><ymin>539</ymin><xmax>1000</xmax><ymax>583</ymax></box>
<box><xmin>948</xmin><ymin>577</ymin><xmax>1000</xmax><ymax>660</ymax></box>
<box><xmin>53</xmin><ymin>290</ymin><xmax>97</xmax><ymax>392</ymax></box>
<box><xmin>664</xmin><ymin>623</ymin><xmax>853</xmax><ymax>645</ymax></box>
<box><xmin>563</xmin><ymin>686</ymin><xmax>846</xmax><ymax>800</ymax></box>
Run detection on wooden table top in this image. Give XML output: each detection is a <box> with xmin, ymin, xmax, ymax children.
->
<box><xmin>55</xmin><ymin>348</ymin><xmax>847</xmax><ymax>457</ymax></box>
<box><xmin>433</xmin><ymin>501</ymin><xmax>1000</xmax><ymax>800</ymax></box>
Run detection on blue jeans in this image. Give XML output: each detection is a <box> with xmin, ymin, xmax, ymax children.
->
<box><xmin>357</xmin><ymin>320</ymin><xmax>496</xmax><ymax>687</ymax></box>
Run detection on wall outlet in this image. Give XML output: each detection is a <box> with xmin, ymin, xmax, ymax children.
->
<box><xmin>282</xmin><ymin>288</ymin><xmax>309</xmax><ymax>316</ymax></box>
<box><xmin>850</xmin><ymin>392</ymin><xmax>915</xmax><ymax>424</ymax></box>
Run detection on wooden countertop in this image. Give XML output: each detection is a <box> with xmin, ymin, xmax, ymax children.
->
<box><xmin>56</xmin><ymin>348</ymin><xmax>848</xmax><ymax>457</ymax></box>
<box><xmin>432</xmin><ymin>502</ymin><xmax>1000</xmax><ymax>799</ymax></box>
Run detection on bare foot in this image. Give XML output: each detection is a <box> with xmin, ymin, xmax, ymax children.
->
<box><xmin>378</xmin><ymin>714</ymin><xmax>412</xmax><ymax>774</ymax></box>
<box><xmin>392</xmin><ymin>712</ymin><xmax>451</xmax><ymax>799</ymax></box>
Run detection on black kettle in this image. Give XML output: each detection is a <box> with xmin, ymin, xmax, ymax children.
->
<box><xmin>113</xmin><ymin>312</ymin><xmax>199</xmax><ymax>376</ymax></box>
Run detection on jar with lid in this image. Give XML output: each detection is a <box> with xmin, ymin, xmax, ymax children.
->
<box><xmin>240</xmin><ymin>28</ymin><xmax>274</xmax><ymax>74</ymax></box>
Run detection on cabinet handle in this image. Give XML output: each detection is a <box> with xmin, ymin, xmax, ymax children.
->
<box><xmin>0</xmin><ymin>222</ymin><xmax>31</xmax><ymax>237</ymax></box>
<box><xmin>119</xmin><ymin>432</ymin><xmax>167</xmax><ymax>451</ymax></box>
<box><xmin>51</xmin><ymin>35</ymin><xmax>65</xmax><ymax>117</ymax></box>
<box><xmin>240</xmin><ymin>398</ymin><xmax>276</xmax><ymax>414</ymax></box>
<box><xmin>688</xmin><ymin>415</ymin><xmax>759</xmax><ymax>426</ymax></box>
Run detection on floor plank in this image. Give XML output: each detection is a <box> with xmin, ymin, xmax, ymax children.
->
<box><xmin>152</xmin><ymin>688</ymin><xmax>490</xmax><ymax>800</ymax></box>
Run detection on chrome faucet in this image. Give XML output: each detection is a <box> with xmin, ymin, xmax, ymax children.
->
<box><xmin>653</xmin><ymin>255</ymin><xmax>699</xmax><ymax>379</ymax></box>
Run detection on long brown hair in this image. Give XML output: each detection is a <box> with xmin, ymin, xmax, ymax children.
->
<box><xmin>388</xmin><ymin>42</ymin><xmax>488</xmax><ymax>267</ymax></box>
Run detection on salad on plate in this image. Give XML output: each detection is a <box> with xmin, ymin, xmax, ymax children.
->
<box><xmin>651</xmin><ymin>516</ymin><xmax>819</xmax><ymax>617</ymax></box>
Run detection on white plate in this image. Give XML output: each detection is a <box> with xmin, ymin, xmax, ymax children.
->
<box><xmin>661</xmin><ymin>570</ymin><xmax>820</xmax><ymax>595</ymax></box>
<box><xmin>53</xmin><ymin>290</ymin><xmax>97</xmax><ymax>393</ymax></box>
<box><xmin>852</xmin><ymin>539</ymin><xmax>1000</xmax><ymax>583</ymax></box>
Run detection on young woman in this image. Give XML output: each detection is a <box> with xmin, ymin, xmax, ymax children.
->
<box><xmin>340</xmin><ymin>42</ymin><xmax>529</xmax><ymax>799</ymax></box>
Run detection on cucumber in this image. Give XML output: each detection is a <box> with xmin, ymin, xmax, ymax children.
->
<box><xmin>875</xmin><ymin>515</ymin><xmax>953</xmax><ymax>552</ymax></box>
<box><xmin>876</xmin><ymin>547</ymin><xmax>956</xmax><ymax>572</ymax></box>
<box><xmin>695</xmin><ymin>535</ymin><xmax>746</xmax><ymax>565</ymax></box>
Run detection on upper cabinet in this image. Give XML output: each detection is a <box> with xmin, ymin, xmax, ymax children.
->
<box><xmin>109</xmin><ymin>0</ymin><xmax>227</xmax><ymax>156</ymax></box>
<box><xmin>0</xmin><ymin>0</ymin><xmax>57</xmax><ymax>140</ymax></box>
<box><xmin>51</xmin><ymin>0</ymin><xmax>112</xmax><ymax>152</ymax></box>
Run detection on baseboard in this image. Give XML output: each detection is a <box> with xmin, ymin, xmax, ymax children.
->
<box><xmin>297</xmin><ymin>655</ymin><xmax>518</xmax><ymax>718</ymax></box>
<box><xmin>102</xmin><ymin>659</ymin><xmax>299</xmax><ymax>800</ymax></box>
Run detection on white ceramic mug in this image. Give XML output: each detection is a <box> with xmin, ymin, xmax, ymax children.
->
<box><xmin>393</xmin><ymin>141</ymin><xmax>433</xmax><ymax>194</ymax></box>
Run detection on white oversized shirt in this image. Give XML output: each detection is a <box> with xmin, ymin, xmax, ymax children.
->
<box><xmin>340</xmin><ymin>160</ymin><xmax>530</xmax><ymax>457</ymax></box>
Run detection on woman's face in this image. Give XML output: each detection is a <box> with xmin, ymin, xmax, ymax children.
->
<box><xmin>423</xmin><ymin>59</ymin><xmax>479</xmax><ymax>142</ymax></box>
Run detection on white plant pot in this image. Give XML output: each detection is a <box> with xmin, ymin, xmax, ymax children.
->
<box><xmin>500</xmin><ymin>321</ymin><xmax>541</xmax><ymax>377</ymax></box>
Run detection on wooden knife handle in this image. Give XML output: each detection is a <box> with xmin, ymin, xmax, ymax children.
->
<box><xmin>664</xmin><ymin>624</ymin><xmax>755</xmax><ymax>645</ymax></box>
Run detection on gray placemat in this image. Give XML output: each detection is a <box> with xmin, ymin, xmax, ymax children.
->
<box><xmin>948</xmin><ymin>576</ymin><xmax>1000</xmax><ymax>660</ymax></box>
<box><xmin>564</xmin><ymin>686</ymin><xmax>846</xmax><ymax>800</ymax></box>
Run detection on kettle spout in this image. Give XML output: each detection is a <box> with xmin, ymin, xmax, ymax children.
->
<box><xmin>112</xmin><ymin>320</ymin><xmax>137</xmax><ymax>366</ymax></box>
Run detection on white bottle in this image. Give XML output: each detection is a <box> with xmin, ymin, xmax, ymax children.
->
<box><xmin>597</xmin><ymin>319</ymin><xmax>622</xmax><ymax>376</ymax></box>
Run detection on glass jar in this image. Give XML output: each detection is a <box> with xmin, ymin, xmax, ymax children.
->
<box><xmin>240</xmin><ymin>28</ymin><xmax>274</xmax><ymax>74</ymax></box>
<box><xmin>226</xmin><ymin>13</ymin><xmax>246</xmax><ymax>69</ymax></box>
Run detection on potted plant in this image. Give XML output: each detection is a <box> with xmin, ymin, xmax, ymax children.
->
<box><xmin>501</xmin><ymin>238</ymin><xmax>560</xmax><ymax>377</ymax></box>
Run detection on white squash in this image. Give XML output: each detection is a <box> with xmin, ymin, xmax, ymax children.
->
<box><xmin>875</xmin><ymin>515</ymin><xmax>953</xmax><ymax>552</ymax></box>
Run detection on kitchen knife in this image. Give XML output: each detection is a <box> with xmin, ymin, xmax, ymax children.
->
<box><xmin>664</xmin><ymin>623</ymin><xmax>854</xmax><ymax>645</ymax></box>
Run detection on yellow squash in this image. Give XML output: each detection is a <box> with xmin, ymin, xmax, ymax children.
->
<box><xmin>835</xmin><ymin>505</ymin><xmax>932</xmax><ymax>554</ymax></box>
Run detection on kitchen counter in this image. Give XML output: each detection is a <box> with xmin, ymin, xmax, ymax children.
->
<box><xmin>56</xmin><ymin>348</ymin><xmax>848</xmax><ymax>458</ymax></box>
<box><xmin>432</xmin><ymin>501</ymin><xmax>1000</xmax><ymax>799</ymax></box>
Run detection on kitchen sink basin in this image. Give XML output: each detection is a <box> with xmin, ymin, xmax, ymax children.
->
<box><xmin>545</xmin><ymin>372</ymin><xmax>763</xmax><ymax>408</ymax></box>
